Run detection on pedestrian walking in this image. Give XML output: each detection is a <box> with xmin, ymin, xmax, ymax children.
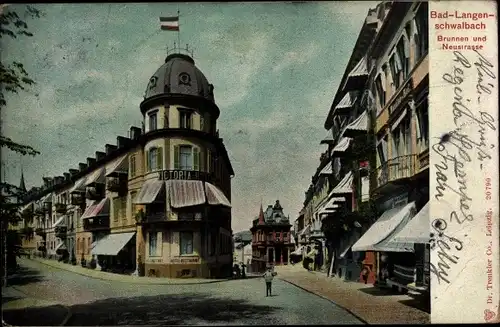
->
<box><xmin>263</xmin><ymin>266</ymin><xmax>277</xmax><ymax>296</ymax></box>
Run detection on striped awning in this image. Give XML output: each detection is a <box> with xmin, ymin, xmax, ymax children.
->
<box><xmin>391</xmin><ymin>202</ymin><xmax>430</xmax><ymax>244</ymax></box>
<box><xmin>335</xmin><ymin>92</ymin><xmax>357</xmax><ymax>112</ymax></box>
<box><xmin>133</xmin><ymin>179</ymin><xmax>165</xmax><ymax>204</ymax></box>
<box><xmin>81</xmin><ymin>198</ymin><xmax>110</xmax><ymax>220</ymax></box>
<box><xmin>204</xmin><ymin>182</ymin><xmax>231</xmax><ymax>208</ymax></box>
<box><xmin>84</xmin><ymin>167</ymin><xmax>105</xmax><ymax>186</ymax></box>
<box><xmin>69</xmin><ymin>177</ymin><xmax>87</xmax><ymax>193</ymax></box>
<box><xmin>343</xmin><ymin>56</ymin><xmax>368</xmax><ymax>92</ymax></box>
<box><xmin>352</xmin><ymin>202</ymin><xmax>416</xmax><ymax>252</ymax></box>
<box><xmin>105</xmin><ymin>154</ymin><xmax>128</xmax><ymax>177</ymax></box>
<box><xmin>167</xmin><ymin>180</ymin><xmax>206</xmax><ymax>208</ymax></box>
<box><xmin>92</xmin><ymin>232</ymin><xmax>135</xmax><ymax>256</ymax></box>
<box><xmin>320</xmin><ymin>131</ymin><xmax>334</xmax><ymax>144</ymax></box>
<box><xmin>344</xmin><ymin>110</ymin><xmax>368</xmax><ymax>137</ymax></box>
<box><xmin>332</xmin><ymin>137</ymin><xmax>352</xmax><ymax>154</ymax></box>
<box><xmin>331</xmin><ymin>172</ymin><xmax>353</xmax><ymax>195</ymax></box>
<box><xmin>319</xmin><ymin>161</ymin><xmax>333</xmax><ymax>175</ymax></box>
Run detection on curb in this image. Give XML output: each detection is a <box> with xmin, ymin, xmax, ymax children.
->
<box><xmin>280</xmin><ymin>278</ymin><xmax>369</xmax><ymax>325</ymax></box>
<box><xmin>6</xmin><ymin>286</ymin><xmax>72</xmax><ymax>326</ymax></box>
<box><xmin>28</xmin><ymin>258</ymin><xmax>233</xmax><ymax>285</ymax></box>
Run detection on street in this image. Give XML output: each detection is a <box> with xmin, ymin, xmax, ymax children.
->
<box><xmin>3</xmin><ymin>259</ymin><xmax>364</xmax><ymax>325</ymax></box>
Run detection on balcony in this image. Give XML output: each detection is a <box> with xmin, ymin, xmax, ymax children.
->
<box><xmin>55</xmin><ymin>226</ymin><xmax>67</xmax><ymax>238</ymax></box>
<box><xmin>54</xmin><ymin>203</ymin><xmax>66</xmax><ymax>214</ymax></box>
<box><xmin>71</xmin><ymin>193</ymin><xmax>85</xmax><ymax>206</ymax></box>
<box><xmin>106</xmin><ymin>177</ymin><xmax>128</xmax><ymax>195</ymax></box>
<box><xmin>86</xmin><ymin>186</ymin><xmax>104</xmax><ymax>201</ymax></box>
<box><xmin>372</xmin><ymin>154</ymin><xmax>417</xmax><ymax>191</ymax></box>
<box><xmin>83</xmin><ymin>216</ymin><xmax>110</xmax><ymax>232</ymax></box>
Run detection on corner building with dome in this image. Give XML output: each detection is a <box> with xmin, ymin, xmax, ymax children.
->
<box><xmin>17</xmin><ymin>51</ymin><xmax>235</xmax><ymax>279</ymax></box>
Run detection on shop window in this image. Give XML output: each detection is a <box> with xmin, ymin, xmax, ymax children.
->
<box><xmin>180</xmin><ymin>231</ymin><xmax>193</xmax><ymax>255</ymax></box>
<box><xmin>149</xmin><ymin>231</ymin><xmax>162</xmax><ymax>257</ymax></box>
<box><xmin>179</xmin><ymin>110</ymin><xmax>192</xmax><ymax>129</ymax></box>
<box><xmin>148</xmin><ymin>111</ymin><xmax>157</xmax><ymax>131</ymax></box>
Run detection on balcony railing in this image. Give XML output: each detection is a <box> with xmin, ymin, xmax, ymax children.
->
<box><xmin>106</xmin><ymin>177</ymin><xmax>128</xmax><ymax>194</ymax></box>
<box><xmin>83</xmin><ymin>216</ymin><xmax>110</xmax><ymax>231</ymax></box>
<box><xmin>372</xmin><ymin>154</ymin><xmax>417</xmax><ymax>190</ymax></box>
<box><xmin>54</xmin><ymin>203</ymin><xmax>67</xmax><ymax>214</ymax></box>
<box><xmin>55</xmin><ymin>226</ymin><xmax>67</xmax><ymax>238</ymax></box>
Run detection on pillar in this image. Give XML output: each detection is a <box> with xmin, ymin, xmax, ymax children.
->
<box><xmin>133</xmin><ymin>224</ymin><xmax>144</xmax><ymax>276</ymax></box>
<box><xmin>287</xmin><ymin>247</ymin><xmax>291</xmax><ymax>264</ymax></box>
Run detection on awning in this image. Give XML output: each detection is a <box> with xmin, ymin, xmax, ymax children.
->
<box><xmin>105</xmin><ymin>154</ymin><xmax>128</xmax><ymax>177</ymax></box>
<box><xmin>291</xmin><ymin>246</ymin><xmax>303</xmax><ymax>256</ymax></box>
<box><xmin>204</xmin><ymin>182</ymin><xmax>231</xmax><ymax>207</ymax></box>
<box><xmin>332</xmin><ymin>137</ymin><xmax>352</xmax><ymax>153</ymax></box>
<box><xmin>92</xmin><ymin>232</ymin><xmax>136</xmax><ymax>256</ymax></box>
<box><xmin>319</xmin><ymin>161</ymin><xmax>333</xmax><ymax>175</ymax></box>
<box><xmin>352</xmin><ymin>202</ymin><xmax>416</xmax><ymax>252</ymax></box>
<box><xmin>53</xmin><ymin>216</ymin><xmax>66</xmax><ymax>228</ymax></box>
<box><xmin>320</xmin><ymin>131</ymin><xmax>334</xmax><ymax>144</ymax></box>
<box><xmin>392</xmin><ymin>202</ymin><xmax>430</xmax><ymax>244</ymax></box>
<box><xmin>84</xmin><ymin>167</ymin><xmax>105</xmax><ymax>186</ymax></box>
<box><xmin>133</xmin><ymin>179</ymin><xmax>165</xmax><ymax>204</ymax></box>
<box><xmin>331</xmin><ymin>172</ymin><xmax>353</xmax><ymax>195</ymax></box>
<box><xmin>343</xmin><ymin>56</ymin><xmax>368</xmax><ymax>92</ymax></box>
<box><xmin>334</xmin><ymin>92</ymin><xmax>357</xmax><ymax>112</ymax></box>
<box><xmin>81</xmin><ymin>198</ymin><xmax>110</xmax><ymax>219</ymax></box>
<box><xmin>165</xmin><ymin>180</ymin><xmax>206</xmax><ymax>208</ymax></box>
<box><xmin>69</xmin><ymin>177</ymin><xmax>87</xmax><ymax>193</ymax></box>
<box><xmin>344</xmin><ymin>110</ymin><xmax>368</xmax><ymax>137</ymax></box>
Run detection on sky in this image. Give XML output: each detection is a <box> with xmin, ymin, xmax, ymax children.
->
<box><xmin>2</xmin><ymin>2</ymin><xmax>378</xmax><ymax>233</ymax></box>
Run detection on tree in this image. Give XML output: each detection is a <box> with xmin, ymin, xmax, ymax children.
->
<box><xmin>1</xmin><ymin>4</ymin><xmax>42</xmax><ymax>286</ymax></box>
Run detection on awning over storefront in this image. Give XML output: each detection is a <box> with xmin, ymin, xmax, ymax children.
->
<box><xmin>320</xmin><ymin>131</ymin><xmax>334</xmax><ymax>144</ymax></box>
<box><xmin>92</xmin><ymin>232</ymin><xmax>136</xmax><ymax>256</ymax></box>
<box><xmin>352</xmin><ymin>202</ymin><xmax>416</xmax><ymax>252</ymax></box>
<box><xmin>332</xmin><ymin>137</ymin><xmax>352</xmax><ymax>154</ymax></box>
<box><xmin>81</xmin><ymin>198</ymin><xmax>110</xmax><ymax>219</ymax></box>
<box><xmin>343</xmin><ymin>110</ymin><xmax>368</xmax><ymax>137</ymax></box>
<box><xmin>133</xmin><ymin>179</ymin><xmax>165</xmax><ymax>204</ymax></box>
<box><xmin>105</xmin><ymin>154</ymin><xmax>128</xmax><ymax>177</ymax></box>
<box><xmin>204</xmin><ymin>182</ymin><xmax>231</xmax><ymax>208</ymax></box>
<box><xmin>319</xmin><ymin>161</ymin><xmax>333</xmax><ymax>175</ymax></box>
<box><xmin>335</xmin><ymin>92</ymin><xmax>357</xmax><ymax>112</ymax></box>
<box><xmin>331</xmin><ymin>172</ymin><xmax>353</xmax><ymax>195</ymax></box>
<box><xmin>291</xmin><ymin>246</ymin><xmax>303</xmax><ymax>256</ymax></box>
<box><xmin>343</xmin><ymin>56</ymin><xmax>368</xmax><ymax>92</ymax></box>
<box><xmin>165</xmin><ymin>180</ymin><xmax>206</xmax><ymax>208</ymax></box>
<box><xmin>53</xmin><ymin>216</ymin><xmax>66</xmax><ymax>228</ymax></box>
<box><xmin>84</xmin><ymin>167</ymin><xmax>105</xmax><ymax>186</ymax></box>
<box><xmin>69</xmin><ymin>177</ymin><xmax>87</xmax><ymax>193</ymax></box>
<box><xmin>392</xmin><ymin>202</ymin><xmax>430</xmax><ymax>244</ymax></box>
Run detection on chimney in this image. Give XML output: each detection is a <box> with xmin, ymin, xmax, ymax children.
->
<box><xmin>69</xmin><ymin>169</ymin><xmax>79</xmax><ymax>176</ymax></box>
<box><xmin>54</xmin><ymin>176</ymin><xmax>65</xmax><ymax>184</ymax></box>
<box><xmin>130</xmin><ymin>126</ymin><xmax>142</xmax><ymax>140</ymax></box>
<box><xmin>116</xmin><ymin>136</ymin><xmax>130</xmax><ymax>149</ymax></box>
<box><xmin>87</xmin><ymin>157</ymin><xmax>96</xmax><ymax>167</ymax></box>
<box><xmin>63</xmin><ymin>173</ymin><xmax>71</xmax><ymax>181</ymax></box>
<box><xmin>78</xmin><ymin>163</ymin><xmax>87</xmax><ymax>172</ymax></box>
<box><xmin>105</xmin><ymin>144</ymin><xmax>117</xmax><ymax>155</ymax></box>
<box><xmin>95</xmin><ymin>151</ymin><xmax>106</xmax><ymax>161</ymax></box>
<box><xmin>42</xmin><ymin>177</ymin><xmax>52</xmax><ymax>187</ymax></box>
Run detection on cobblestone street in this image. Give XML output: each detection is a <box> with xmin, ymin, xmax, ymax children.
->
<box><xmin>275</xmin><ymin>265</ymin><xmax>430</xmax><ymax>324</ymax></box>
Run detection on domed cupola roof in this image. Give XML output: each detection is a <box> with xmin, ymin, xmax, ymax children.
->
<box><xmin>140</xmin><ymin>53</ymin><xmax>217</xmax><ymax>114</ymax></box>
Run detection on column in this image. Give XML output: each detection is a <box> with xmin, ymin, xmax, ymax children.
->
<box><xmin>287</xmin><ymin>248</ymin><xmax>291</xmax><ymax>265</ymax></box>
<box><xmin>280</xmin><ymin>248</ymin><xmax>283</xmax><ymax>265</ymax></box>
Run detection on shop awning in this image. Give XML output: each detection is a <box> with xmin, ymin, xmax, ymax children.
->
<box><xmin>165</xmin><ymin>180</ymin><xmax>206</xmax><ymax>208</ymax></box>
<box><xmin>84</xmin><ymin>167</ymin><xmax>105</xmax><ymax>186</ymax></box>
<box><xmin>343</xmin><ymin>56</ymin><xmax>368</xmax><ymax>92</ymax></box>
<box><xmin>92</xmin><ymin>232</ymin><xmax>136</xmax><ymax>256</ymax></box>
<box><xmin>334</xmin><ymin>92</ymin><xmax>357</xmax><ymax>113</ymax></box>
<box><xmin>69</xmin><ymin>177</ymin><xmax>87</xmax><ymax>193</ymax></box>
<box><xmin>320</xmin><ymin>131</ymin><xmax>334</xmax><ymax>145</ymax></box>
<box><xmin>392</xmin><ymin>202</ymin><xmax>430</xmax><ymax>244</ymax></box>
<box><xmin>291</xmin><ymin>246</ymin><xmax>303</xmax><ymax>256</ymax></box>
<box><xmin>133</xmin><ymin>179</ymin><xmax>165</xmax><ymax>204</ymax></box>
<box><xmin>319</xmin><ymin>161</ymin><xmax>333</xmax><ymax>175</ymax></box>
<box><xmin>105</xmin><ymin>154</ymin><xmax>128</xmax><ymax>177</ymax></box>
<box><xmin>204</xmin><ymin>182</ymin><xmax>231</xmax><ymax>208</ymax></box>
<box><xmin>339</xmin><ymin>233</ymin><xmax>361</xmax><ymax>258</ymax></box>
<box><xmin>352</xmin><ymin>202</ymin><xmax>416</xmax><ymax>252</ymax></box>
<box><xmin>331</xmin><ymin>172</ymin><xmax>353</xmax><ymax>195</ymax></box>
<box><xmin>344</xmin><ymin>110</ymin><xmax>368</xmax><ymax>137</ymax></box>
<box><xmin>81</xmin><ymin>198</ymin><xmax>110</xmax><ymax>219</ymax></box>
<box><xmin>53</xmin><ymin>216</ymin><xmax>66</xmax><ymax>228</ymax></box>
<box><xmin>332</xmin><ymin>137</ymin><xmax>352</xmax><ymax>154</ymax></box>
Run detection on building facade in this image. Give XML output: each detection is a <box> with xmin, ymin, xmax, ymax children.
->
<box><xmin>18</xmin><ymin>50</ymin><xmax>235</xmax><ymax>279</ymax></box>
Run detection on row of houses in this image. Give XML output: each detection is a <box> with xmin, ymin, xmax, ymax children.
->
<box><xmin>293</xmin><ymin>1</ymin><xmax>429</xmax><ymax>295</ymax></box>
<box><xmin>9</xmin><ymin>50</ymin><xmax>236</xmax><ymax>279</ymax></box>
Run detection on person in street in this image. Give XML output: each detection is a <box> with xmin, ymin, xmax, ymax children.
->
<box><xmin>263</xmin><ymin>266</ymin><xmax>277</xmax><ymax>296</ymax></box>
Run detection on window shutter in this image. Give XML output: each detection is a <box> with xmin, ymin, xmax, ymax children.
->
<box><xmin>193</xmin><ymin>147</ymin><xmax>200</xmax><ymax>171</ymax></box>
<box><xmin>145</xmin><ymin>150</ymin><xmax>149</xmax><ymax>172</ymax></box>
<box><xmin>174</xmin><ymin>145</ymin><xmax>180</xmax><ymax>169</ymax></box>
<box><xmin>157</xmin><ymin>147</ymin><xmax>163</xmax><ymax>170</ymax></box>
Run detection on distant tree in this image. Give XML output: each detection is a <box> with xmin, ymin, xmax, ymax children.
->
<box><xmin>1</xmin><ymin>4</ymin><xmax>43</xmax><ymax>286</ymax></box>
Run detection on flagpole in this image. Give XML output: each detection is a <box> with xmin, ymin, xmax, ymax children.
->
<box><xmin>177</xmin><ymin>9</ymin><xmax>181</xmax><ymax>51</ymax></box>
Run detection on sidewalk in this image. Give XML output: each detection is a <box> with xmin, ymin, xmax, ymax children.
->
<box><xmin>27</xmin><ymin>257</ymin><xmax>232</xmax><ymax>285</ymax></box>
<box><xmin>275</xmin><ymin>265</ymin><xmax>430</xmax><ymax>324</ymax></box>
<box><xmin>2</xmin><ymin>286</ymin><xmax>71</xmax><ymax>326</ymax></box>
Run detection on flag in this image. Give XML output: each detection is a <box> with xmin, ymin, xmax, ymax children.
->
<box><xmin>160</xmin><ymin>16</ymin><xmax>179</xmax><ymax>31</ymax></box>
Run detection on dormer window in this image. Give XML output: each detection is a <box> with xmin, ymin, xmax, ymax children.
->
<box><xmin>149</xmin><ymin>111</ymin><xmax>158</xmax><ymax>131</ymax></box>
<box><xmin>179</xmin><ymin>109</ymin><xmax>192</xmax><ymax>129</ymax></box>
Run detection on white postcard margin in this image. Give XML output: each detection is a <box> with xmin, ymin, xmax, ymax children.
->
<box><xmin>429</xmin><ymin>0</ymin><xmax>499</xmax><ymax>324</ymax></box>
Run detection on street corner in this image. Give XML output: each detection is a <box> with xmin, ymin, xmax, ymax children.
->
<box><xmin>2</xmin><ymin>303</ymin><xmax>71</xmax><ymax>326</ymax></box>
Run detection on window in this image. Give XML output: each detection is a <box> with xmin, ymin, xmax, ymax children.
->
<box><xmin>180</xmin><ymin>146</ymin><xmax>192</xmax><ymax>170</ymax></box>
<box><xmin>415</xmin><ymin>96</ymin><xmax>429</xmax><ymax>152</ymax></box>
<box><xmin>149</xmin><ymin>231</ymin><xmax>161</xmax><ymax>257</ymax></box>
<box><xmin>87</xmin><ymin>237</ymin><xmax>91</xmax><ymax>255</ymax></box>
<box><xmin>148</xmin><ymin>112</ymin><xmax>157</xmax><ymax>131</ymax></box>
<box><xmin>180</xmin><ymin>231</ymin><xmax>193</xmax><ymax>255</ymax></box>
<box><xmin>377</xmin><ymin>135</ymin><xmax>388</xmax><ymax>166</ymax></box>
<box><xmin>391</xmin><ymin>127</ymin><xmax>402</xmax><ymax>158</ymax></box>
<box><xmin>174</xmin><ymin>145</ymin><xmax>200</xmax><ymax>171</ymax></box>
<box><xmin>396</xmin><ymin>37</ymin><xmax>409</xmax><ymax>79</ymax></box>
<box><xmin>147</xmin><ymin>147</ymin><xmax>163</xmax><ymax>172</ymax></box>
<box><xmin>389</xmin><ymin>55</ymin><xmax>400</xmax><ymax>90</ymax></box>
<box><xmin>121</xmin><ymin>196</ymin><xmax>127</xmax><ymax>221</ymax></box>
<box><xmin>130</xmin><ymin>191</ymin><xmax>137</xmax><ymax>217</ymax></box>
<box><xmin>200</xmin><ymin>115</ymin><xmax>205</xmax><ymax>131</ymax></box>
<box><xmin>113</xmin><ymin>198</ymin><xmax>120</xmax><ymax>222</ymax></box>
<box><xmin>179</xmin><ymin>110</ymin><xmax>192</xmax><ymax>129</ymax></box>
<box><xmin>375</xmin><ymin>75</ymin><xmax>385</xmax><ymax>108</ymax></box>
<box><xmin>207</xmin><ymin>150</ymin><xmax>212</xmax><ymax>173</ymax></box>
<box><xmin>415</xmin><ymin>2</ymin><xmax>429</xmax><ymax>62</ymax></box>
<box><xmin>130</xmin><ymin>155</ymin><xmax>136</xmax><ymax>178</ymax></box>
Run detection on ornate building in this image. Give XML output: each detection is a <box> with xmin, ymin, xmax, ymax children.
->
<box><xmin>250</xmin><ymin>200</ymin><xmax>293</xmax><ymax>272</ymax></box>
